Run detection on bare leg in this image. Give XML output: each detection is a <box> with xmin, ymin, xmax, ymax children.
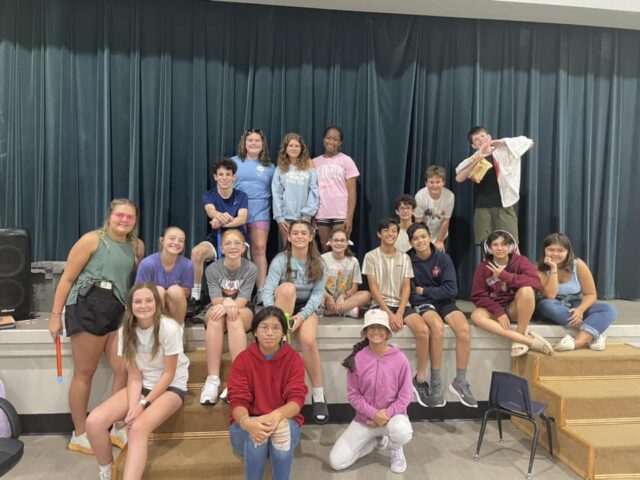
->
<box><xmin>317</xmin><ymin>225</ymin><xmax>332</xmax><ymax>253</ymax></box>
<box><xmin>297</xmin><ymin>313</ymin><xmax>323</xmax><ymax>387</ymax></box>
<box><xmin>274</xmin><ymin>283</ymin><xmax>297</xmax><ymax>315</ymax></box>
<box><xmin>507</xmin><ymin>287</ymin><xmax>536</xmax><ymax>335</ymax></box>
<box><xmin>403</xmin><ymin>313</ymin><xmax>430</xmax><ymax>382</ymax></box>
<box><xmin>574</xmin><ymin>331</ymin><xmax>594</xmax><ymax>348</ymax></box>
<box><xmin>422</xmin><ymin>312</ymin><xmax>445</xmax><ymax>370</ymax></box>
<box><xmin>190</xmin><ymin>242</ymin><xmax>216</xmax><ymax>294</ymax></box>
<box><xmin>227</xmin><ymin>307</ymin><xmax>254</xmax><ymax>361</ymax></box>
<box><xmin>327</xmin><ymin>291</ymin><xmax>371</xmax><ymax>314</ymax></box>
<box><xmin>444</xmin><ymin>311</ymin><xmax>471</xmax><ymax>369</ymax></box>
<box><xmin>86</xmin><ymin>388</ymin><xmax>129</xmax><ymax>466</ymax></box>
<box><xmin>165</xmin><ymin>285</ymin><xmax>188</xmax><ymax>325</ymax></box>
<box><xmin>204</xmin><ymin>305</ymin><xmax>226</xmax><ymax>377</ymax></box>
<box><xmin>470</xmin><ymin>308</ymin><xmax>534</xmax><ymax>346</ymax></box>
<box><xmin>105</xmin><ymin>330</ymin><xmax>127</xmax><ymax>394</ymax></box>
<box><xmin>69</xmin><ymin>333</ymin><xmax>109</xmax><ymax>434</ymax></box>
<box><xmin>123</xmin><ymin>392</ymin><xmax>183</xmax><ymax>480</ymax></box>
<box><xmin>249</xmin><ymin>227</ymin><xmax>269</xmax><ymax>289</ymax></box>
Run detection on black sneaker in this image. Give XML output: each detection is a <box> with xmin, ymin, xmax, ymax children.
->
<box><xmin>186</xmin><ymin>298</ymin><xmax>201</xmax><ymax>319</ymax></box>
<box><xmin>412</xmin><ymin>375</ymin><xmax>434</xmax><ymax>407</ymax></box>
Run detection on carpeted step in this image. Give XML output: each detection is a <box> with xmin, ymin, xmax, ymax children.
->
<box><xmin>186</xmin><ymin>349</ymin><xmax>232</xmax><ymax>384</ymax></box>
<box><xmin>113</xmin><ymin>436</ymin><xmax>245</xmax><ymax>479</ymax></box>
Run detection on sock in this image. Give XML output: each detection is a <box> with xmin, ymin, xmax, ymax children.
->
<box><xmin>455</xmin><ymin>368</ymin><xmax>467</xmax><ymax>384</ymax></box>
<box><xmin>192</xmin><ymin>284</ymin><xmax>201</xmax><ymax>301</ymax></box>
<box><xmin>430</xmin><ymin>368</ymin><xmax>442</xmax><ymax>387</ymax></box>
<box><xmin>312</xmin><ymin>387</ymin><xmax>325</xmax><ymax>403</ymax></box>
<box><xmin>207</xmin><ymin>375</ymin><xmax>220</xmax><ymax>384</ymax></box>
<box><xmin>98</xmin><ymin>464</ymin><xmax>112</xmax><ymax>479</ymax></box>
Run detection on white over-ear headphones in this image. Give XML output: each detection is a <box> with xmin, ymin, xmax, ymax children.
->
<box><xmin>483</xmin><ymin>230</ymin><xmax>517</xmax><ymax>256</ymax></box>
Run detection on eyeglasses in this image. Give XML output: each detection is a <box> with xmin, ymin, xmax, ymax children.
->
<box><xmin>257</xmin><ymin>324</ymin><xmax>283</xmax><ymax>333</ymax></box>
<box><xmin>397</xmin><ymin>206</ymin><xmax>413</xmax><ymax>211</ymax></box>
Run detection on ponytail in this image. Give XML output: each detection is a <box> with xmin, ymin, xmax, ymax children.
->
<box><xmin>341</xmin><ymin>338</ymin><xmax>370</xmax><ymax>372</ymax></box>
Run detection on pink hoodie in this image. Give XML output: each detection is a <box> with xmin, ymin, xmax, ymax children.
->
<box><xmin>347</xmin><ymin>345</ymin><xmax>413</xmax><ymax>424</ymax></box>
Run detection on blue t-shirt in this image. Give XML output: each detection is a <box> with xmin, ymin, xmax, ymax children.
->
<box><xmin>135</xmin><ymin>253</ymin><xmax>195</xmax><ymax>289</ymax></box>
<box><xmin>202</xmin><ymin>188</ymin><xmax>249</xmax><ymax>241</ymax></box>
<box><xmin>232</xmin><ymin>156</ymin><xmax>275</xmax><ymax>223</ymax></box>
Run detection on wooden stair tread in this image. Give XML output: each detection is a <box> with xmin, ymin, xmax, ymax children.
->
<box><xmin>540</xmin><ymin>377</ymin><xmax>640</xmax><ymax>398</ymax></box>
<box><xmin>566</xmin><ymin>422</ymin><xmax>640</xmax><ymax>448</ymax></box>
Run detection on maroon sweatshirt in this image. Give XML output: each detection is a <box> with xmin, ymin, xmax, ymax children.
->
<box><xmin>228</xmin><ymin>342</ymin><xmax>308</xmax><ymax>427</ymax></box>
<box><xmin>471</xmin><ymin>254</ymin><xmax>541</xmax><ymax>318</ymax></box>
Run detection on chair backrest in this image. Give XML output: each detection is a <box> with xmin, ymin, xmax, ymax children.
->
<box><xmin>488</xmin><ymin>371</ymin><xmax>533</xmax><ymax>415</ymax></box>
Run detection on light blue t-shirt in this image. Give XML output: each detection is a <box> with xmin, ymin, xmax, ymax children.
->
<box><xmin>232</xmin><ymin>156</ymin><xmax>275</xmax><ymax>223</ymax></box>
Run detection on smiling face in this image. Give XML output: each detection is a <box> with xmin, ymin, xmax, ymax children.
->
<box><xmin>395</xmin><ymin>202</ymin><xmax>415</xmax><ymax>221</ymax></box>
<box><xmin>255</xmin><ymin>315</ymin><xmax>285</xmax><ymax>355</ymax></box>
<box><xmin>160</xmin><ymin>228</ymin><xmax>186</xmax><ymax>256</ymax></box>
<box><xmin>323</xmin><ymin>128</ymin><xmax>342</xmax><ymax>156</ymax></box>
<box><xmin>214</xmin><ymin>166</ymin><xmax>236</xmax><ymax>190</ymax></box>
<box><xmin>378</xmin><ymin>224</ymin><xmax>399</xmax><ymax>247</ymax></box>
<box><xmin>131</xmin><ymin>288</ymin><xmax>157</xmax><ymax>326</ymax></box>
<box><xmin>288</xmin><ymin>222</ymin><xmax>313</xmax><ymax>251</ymax></box>
<box><xmin>409</xmin><ymin>227</ymin><xmax>431</xmax><ymax>254</ymax></box>
<box><xmin>245</xmin><ymin>132</ymin><xmax>263</xmax><ymax>158</ymax></box>
<box><xmin>489</xmin><ymin>235</ymin><xmax>512</xmax><ymax>262</ymax></box>
<box><xmin>426</xmin><ymin>176</ymin><xmax>445</xmax><ymax>197</ymax></box>
<box><xmin>365</xmin><ymin>324</ymin><xmax>389</xmax><ymax>346</ymax></box>
<box><xmin>286</xmin><ymin>139</ymin><xmax>302</xmax><ymax>161</ymax></box>
<box><xmin>108</xmin><ymin>205</ymin><xmax>138</xmax><ymax>238</ymax></box>
<box><xmin>329</xmin><ymin>230</ymin><xmax>348</xmax><ymax>254</ymax></box>
<box><xmin>471</xmin><ymin>130</ymin><xmax>492</xmax><ymax>150</ymax></box>
<box><xmin>544</xmin><ymin>243</ymin><xmax>568</xmax><ymax>265</ymax></box>
<box><xmin>221</xmin><ymin>230</ymin><xmax>245</xmax><ymax>259</ymax></box>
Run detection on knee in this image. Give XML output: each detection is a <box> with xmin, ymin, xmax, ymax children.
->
<box><xmin>166</xmin><ymin>285</ymin><xmax>185</xmax><ymax>303</ymax></box>
<box><xmin>430</xmin><ymin>319</ymin><xmax>445</xmax><ymax>339</ymax></box>
<box><xmin>470</xmin><ymin>309</ymin><xmax>484</xmax><ymax>326</ymax></box>
<box><xmin>85</xmin><ymin>411</ymin><xmax>105</xmax><ymax>434</ymax></box>
<box><xmin>329</xmin><ymin>444</ymin><xmax>353</xmax><ymax>471</ymax></box>
<box><xmin>388</xmin><ymin>417</ymin><xmax>413</xmax><ymax>446</ymax></box>
<box><xmin>454</xmin><ymin>322</ymin><xmax>471</xmax><ymax>343</ymax></box>
<box><xmin>595</xmin><ymin>303</ymin><xmax>617</xmax><ymax>321</ymax></box>
<box><xmin>275</xmin><ymin>283</ymin><xmax>297</xmax><ymax>301</ymax></box>
<box><xmin>191</xmin><ymin>246</ymin><xmax>207</xmax><ymax>264</ymax></box>
<box><xmin>537</xmin><ymin>298</ymin><xmax>561</xmax><ymax>310</ymax></box>
<box><xmin>271</xmin><ymin>419</ymin><xmax>291</xmax><ymax>453</ymax></box>
<box><xmin>413</xmin><ymin>321</ymin><xmax>430</xmax><ymax>341</ymax></box>
<box><xmin>515</xmin><ymin>286</ymin><xmax>535</xmax><ymax>302</ymax></box>
<box><xmin>299</xmin><ymin>331</ymin><xmax>318</xmax><ymax>352</ymax></box>
<box><xmin>127</xmin><ymin>421</ymin><xmax>149</xmax><ymax>442</ymax></box>
<box><xmin>251</xmin><ymin>241</ymin><xmax>267</xmax><ymax>256</ymax></box>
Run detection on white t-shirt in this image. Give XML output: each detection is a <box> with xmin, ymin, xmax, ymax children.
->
<box><xmin>362</xmin><ymin>247</ymin><xmax>413</xmax><ymax>308</ymax></box>
<box><xmin>118</xmin><ymin>316</ymin><xmax>190</xmax><ymax>391</ymax></box>
<box><xmin>395</xmin><ymin>228</ymin><xmax>412</xmax><ymax>253</ymax></box>
<box><xmin>321</xmin><ymin>252</ymin><xmax>363</xmax><ymax>297</ymax></box>
<box><xmin>414</xmin><ymin>186</ymin><xmax>455</xmax><ymax>241</ymax></box>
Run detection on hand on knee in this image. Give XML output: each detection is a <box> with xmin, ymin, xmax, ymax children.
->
<box><xmin>271</xmin><ymin>419</ymin><xmax>291</xmax><ymax>452</ymax></box>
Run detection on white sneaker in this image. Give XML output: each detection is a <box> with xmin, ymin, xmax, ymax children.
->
<box><xmin>344</xmin><ymin>307</ymin><xmax>360</xmax><ymax>318</ymax></box>
<box><xmin>555</xmin><ymin>334</ymin><xmax>575</xmax><ymax>352</ymax></box>
<box><xmin>590</xmin><ymin>333</ymin><xmax>607</xmax><ymax>351</ymax></box>
<box><xmin>98</xmin><ymin>465</ymin><xmax>112</xmax><ymax>480</ymax></box>
<box><xmin>68</xmin><ymin>430</ymin><xmax>93</xmax><ymax>455</ymax></box>
<box><xmin>389</xmin><ymin>446</ymin><xmax>407</xmax><ymax>473</ymax></box>
<box><xmin>200</xmin><ymin>376</ymin><xmax>221</xmax><ymax>404</ymax></box>
<box><xmin>375</xmin><ymin>435</ymin><xmax>389</xmax><ymax>452</ymax></box>
<box><xmin>110</xmin><ymin>423</ymin><xmax>128</xmax><ymax>449</ymax></box>
<box><xmin>219</xmin><ymin>387</ymin><xmax>229</xmax><ymax>403</ymax></box>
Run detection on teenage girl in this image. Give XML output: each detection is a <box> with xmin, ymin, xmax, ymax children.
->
<box><xmin>312</xmin><ymin>127</ymin><xmax>360</xmax><ymax>251</ymax></box>
<box><xmin>536</xmin><ymin>233</ymin><xmax>616</xmax><ymax>351</ymax></box>
<box><xmin>200</xmin><ymin>229</ymin><xmax>257</xmax><ymax>404</ymax></box>
<box><xmin>329</xmin><ymin>309</ymin><xmax>413</xmax><ymax>474</ymax></box>
<box><xmin>86</xmin><ymin>282</ymin><xmax>189</xmax><ymax>480</ymax></box>
<box><xmin>232</xmin><ymin>129</ymin><xmax>275</xmax><ymax>303</ymax></box>
<box><xmin>470</xmin><ymin>230</ymin><xmax>554</xmax><ymax>357</ymax></box>
<box><xmin>321</xmin><ymin>225</ymin><xmax>371</xmax><ymax>317</ymax></box>
<box><xmin>48</xmin><ymin>199</ymin><xmax>145</xmax><ymax>454</ymax></box>
<box><xmin>262</xmin><ymin>220</ymin><xmax>328</xmax><ymax>423</ymax></box>
<box><xmin>228</xmin><ymin>306</ymin><xmax>307</xmax><ymax>480</ymax></box>
<box><xmin>272</xmin><ymin>132</ymin><xmax>319</xmax><ymax>247</ymax></box>
<box><xmin>135</xmin><ymin>226</ymin><xmax>193</xmax><ymax>325</ymax></box>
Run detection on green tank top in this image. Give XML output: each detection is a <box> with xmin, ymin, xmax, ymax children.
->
<box><xmin>67</xmin><ymin>232</ymin><xmax>136</xmax><ymax>305</ymax></box>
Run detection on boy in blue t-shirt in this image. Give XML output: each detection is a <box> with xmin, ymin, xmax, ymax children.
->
<box><xmin>189</xmin><ymin>157</ymin><xmax>249</xmax><ymax>310</ymax></box>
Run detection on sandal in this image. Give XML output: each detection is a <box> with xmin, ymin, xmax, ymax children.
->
<box><xmin>511</xmin><ymin>342</ymin><xmax>529</xmax><ymax>357</ymax></box>
<box><xmin>312</xmin><ymin>397</ymin><xmax>329</xmax><ymax>425</ymax></box>
<box><xmin>528</xmin><ymin>331</ymin><xmax>554</xmax><ymax>356</ymax></box>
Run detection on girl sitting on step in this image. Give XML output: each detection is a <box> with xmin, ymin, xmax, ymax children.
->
<box><xmin>329</xmin><ymin>309</ymin><xmax>413</xmax><ymax>474</ymax></box>
<box><xmin>536</xmin><ymin>233</ymin><xmax>616</xmax><ymax>351</ymax></box>
<box><xmin>86</xmin><ymin>282</ymin><xmax>189</xmax><ymax>480</ymax></box>
<box><xmin>470</xmin><ymin>230</ymin><xmax>554</xmax><ymax>357</ymax></box>
<box><xmin>200</xmin><ymin>229</ymin><xmax>257</xmax><ymax>405</ymax></box>
<box><xmin>321</xmin><ymin>225</ymin><xmax>371</xmax><ymax>318</ymax></box>
<box><xmin>135</xmin><ymin>226</ymin><xmax>194</xmax><ymax>325</ymax></box>
<box><xmin>228</xmin><ymin>306</ymin><xmax>307</xmax><ymax>480</ymax></box>
<box><xmin>262</xmin><ymin>220</ymin><xmax>329</xmax><ymax>424</ymax></box>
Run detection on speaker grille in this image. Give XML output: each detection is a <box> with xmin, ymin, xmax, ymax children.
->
<box><xmin>0</xmin><ymin>245</ymin><xmax>26</xmax><ymax>278</ymax></box>
<box><xmin>0</xmin><ymin>279</ymin><xmax>25</xmax><ymax>312</ymax></box>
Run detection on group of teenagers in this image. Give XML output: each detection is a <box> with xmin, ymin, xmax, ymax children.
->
<box><xmin>46</xmin><ymin>126</ymin><xmax>616</xmax><ymax>479</ymax></box>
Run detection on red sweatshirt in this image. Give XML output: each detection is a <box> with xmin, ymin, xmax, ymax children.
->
<box><xmin>228</xmin><ymin>342</ymin><xmax>308</xmax><ymax>427</ymax></box>
<box><xmin>471</xmin><ymin>254</ymin><xmax>541</xmax><ymax>318</ymax></box>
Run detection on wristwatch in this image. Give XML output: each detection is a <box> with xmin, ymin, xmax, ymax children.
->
<box><xmin>139</xmin><ymin>398</ymin><xmax>150</xmax><ymax>409</ymax></box>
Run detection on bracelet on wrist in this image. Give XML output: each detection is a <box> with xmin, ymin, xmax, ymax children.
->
<box><xmin>51</xmin><ymin>311</ymin><xmax>62</xmax><ymax>316</ymax></box>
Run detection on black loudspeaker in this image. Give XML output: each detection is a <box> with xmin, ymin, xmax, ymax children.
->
<box><xmin>0</xmin><ymin>229</ymin><xmax>32</xmax><ymax>320</ymax></box>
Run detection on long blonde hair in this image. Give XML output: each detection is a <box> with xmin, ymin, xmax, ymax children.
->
<box><xmin>121</xmin><ymin>282</ymin><xmax>162</xmax><ymax>368</ymax></box>
<box><xmin>236</xmin><ymin>129</ymin><xmax>271</xmax><ymax>166</ymax></box>
<box><xmin>98</xmin><ymin>198</ymin><xmax>141</xmax><ymax>259</ymax></box>
<box><xmin>276</xmin><ymin>133</ymin><xmax>312</xmax><ymax>173</ymax></box>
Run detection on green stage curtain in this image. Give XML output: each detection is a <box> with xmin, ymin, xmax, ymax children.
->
<box><xmin>1</xmin><ymin>0</ymin><xmax>638</xmax><ymax>298</ymax></box>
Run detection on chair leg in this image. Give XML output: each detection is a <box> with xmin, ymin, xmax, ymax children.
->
<box><xmin>542</xmin><ymin>415</ymin><xmax>554</xmax><ymax>456</ymax></box>
<box><xmin>527</xmin><ymin>420</ymin><xmax>540</xmax><ymax>480</ymax></box>
<box><xmin>497</xmin><ymin>411</ymin><xmax>504</xmax><ymax>443</ymax></box>
<box><xmin>475</xmin><ymin>409</ymin><xmax>493</xmax><ymax>459</ymax></box>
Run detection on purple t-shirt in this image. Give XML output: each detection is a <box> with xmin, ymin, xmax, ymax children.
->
<box><xmin>135</xmin><ymin>253</ymin><xmax>194</xmax><ymax>289</ymax></box>
<box><xmin>202</xmin><ymin>188</ymin><xmax>249</xmax><ymax>241</ymax></box>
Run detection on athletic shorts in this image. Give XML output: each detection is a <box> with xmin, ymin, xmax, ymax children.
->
<box><xmin>248</xmin><ymin>221</ymin><xmax>271</xmax><ymax>231</ymax></box>
<box><xmin>142</xmin><ymin>386</ymin><xmax>187</xmax><ymax>403</ymax></box>
<box><xmin>315</xmin><ymin>218</ymin><xmax>345</xmax><ymax>228</ymax></box>
<box><xmin>65</xmin><ymin>285</ymin><xmax>124</xmax><ymax>337</ymax></box>
<box><xmin>412</xmin><ymin>301</ymin><xmax>461</xmax><ymax>319</ymax></box>
<box><xmin>387</xmin><ymin>305</ymin><xmax>415</xmax><ymax>319</ymax></box>
<box><xmin>473</xmin><ymin>206</ymin><xmax>518</xmax><ymax>245</ymax></box>
<box><xmin>294</xmin><ymin>299</ymin><xmax>310</xmax><ymax>315</ymax></box>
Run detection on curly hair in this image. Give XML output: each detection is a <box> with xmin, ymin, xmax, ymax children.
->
<box><xmin>236</xmin><ymin>129</ymin><xmax>271</xmax><ymax>166</ymax></box>
<box><xmin>276</xmin><ymin>133</ymin><xmax>312</xmax><ymax>173</ymax></box>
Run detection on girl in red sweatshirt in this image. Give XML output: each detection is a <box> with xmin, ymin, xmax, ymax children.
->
<box><xmin>470</xmin><ymin>230</ymin><xmax>553</xmax><ymax>357</ymax></box>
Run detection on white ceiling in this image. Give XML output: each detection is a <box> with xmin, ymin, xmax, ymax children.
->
<box><xmin>213</xmin><ymin>0</ymin><xmax>640</xmax><ymax>30</ymax></box>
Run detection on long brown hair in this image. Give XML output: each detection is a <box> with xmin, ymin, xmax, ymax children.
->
<box><xmin>537</xmin><ymin>233</ymin><xmax>576</xmax><ymax>273</ymax></box>
<box><xmin>282</xmin><ymin>220</ymin><xmax>323</xmax><ymax>283</ymax></box>
<box><xmin>236</xmin><ymin>129</ymin><xmax>271</xmax><ymax>166</ymax></box>
<box><xmin>98</xmin><ymin>198</ymin><xmax>141</xmax><ymax>259</ymax></box>
<box><xmin>121</xmin><ymin>282</ymin><xmax>162</xmax><ymax>368</ymax></box>
<box><xmin>276</xmin><ymin>133</ymin><xmax>312</xmax><ymax>173</ymax></box>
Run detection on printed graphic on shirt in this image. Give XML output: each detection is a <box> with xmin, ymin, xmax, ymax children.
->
<box><xmin>325</xmin><ymin>270</ymin><xmax>353</xmax><ymax>297</ymax></box>
<box><xmin>485</xmin><ymin>276</ymin><xmax>511</xmax><ymax>297</ymax></box>
<box><xmin>220</xmin><ymin>278</ymin><xmax>241</xmax><ymax>297</ymax></box>
<box><xmin>318</xmin><ymin>163</ymin><xmax>346</xmax><ymax>181</ymax></box>
<box><xmin>432</xmin><ymin>266</ymin><xmax>441</xmax><ymax>278</ymax></box>
<box><xmin>285</xmin><ymin>170</ymin><xmax>312</xmax><ymax>186</ymax></box>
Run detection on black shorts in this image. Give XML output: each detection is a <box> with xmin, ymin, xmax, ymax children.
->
<box><xmin>387</xmin><ymin>306</ymin><xmax>415</xmax><ymax>319</ymax></box>
<box><xmin>65</xmin><ymin>285</ymin><xmax>124</xmax><ymax>337</ymax></box>
<box><xmin>412</xmin><ymin>301</ymin><xmax>461</xmax><ymax>319</ymax></box>
<box><xmin>142</xmin><ymin>386</ymin><xmax>187</xmax><ymax>404</ymax></box>
<box><xmin>294</xmin><ymin>299</ymin><xmax>310</xmax><ymax>315</ymax></box>
<box><xmin>315</xmin><ymin>219</ymin><xmax>345</xmax><ymax>228</ymax></box>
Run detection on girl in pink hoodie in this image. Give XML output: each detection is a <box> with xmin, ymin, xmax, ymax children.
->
<box><xmin>329</xmin><ymin>309</ymin><xmax>413</xmax><ymax>474</ymax></box>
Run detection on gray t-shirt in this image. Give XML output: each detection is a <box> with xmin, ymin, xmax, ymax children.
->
<box><xmin>205</xmin><ymin>258</ymin><xmax>257</xmax><ymax>300</ymax></box>
<box><xmin>414</xmin><ymin>186</ymin><xmax>455</xmax><ymax>241</ymax></box>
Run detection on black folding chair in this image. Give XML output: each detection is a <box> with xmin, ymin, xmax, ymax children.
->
<box><xmin>0</xmin><ymin>397</ymin><xmax>24</xmax><ymax>476</ymax></box>
<box><xmin>474</xmin><ymin>371</ymin><xmax>555</xmax><ymax>479</ymax></box>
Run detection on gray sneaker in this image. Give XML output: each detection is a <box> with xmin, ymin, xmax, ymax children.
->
<box><xmin>449</xmin><ymin>379</ymin><xmax>478</xmax><ymax>408</ymax></box>
<box><xmin>429</xmin><ymin>383</ymin><xmax>447</xmax><ymax>408</ymax></box>
<box><xmin>412</xmin><ymin>375</ymin><xmax>434</xmax><ymax>407</ymax></box>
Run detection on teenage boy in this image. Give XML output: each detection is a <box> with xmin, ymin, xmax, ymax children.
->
<box><xmin>363</xmin><ymin>218</ymin><xmax>432</xmax><ymax>407</ymax></box>
<box><xmin>455</xmin><ymin>126</ymin><xmax>534</xmax><ymax>245</ymax></box>
<box><xmin>406</xmin><ymin>222</ymin><xmax>476</xmax><ymax>408</ymax></box>
<box><xmin>189</xmin><ymin>158</ymin><xmax>249</xmax><ymax>311</ymax></box>
<box><xmin>394</xmin><ymin>195</ymin><xmax>416</xmax><ymax>253</ymax></box>
<box><xmin>415</xmin><ymin>166</ymin><xmax>455</xmax><ymax>252</ymax></box>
